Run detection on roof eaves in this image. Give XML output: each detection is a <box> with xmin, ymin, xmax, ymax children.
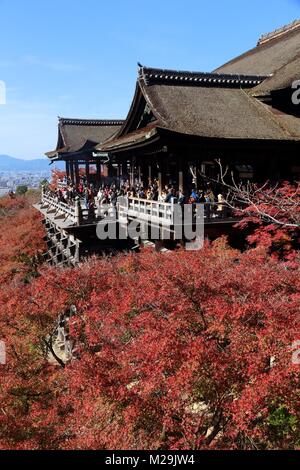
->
<box><xmin>99</xmin><ymin>126</ymin><xmax>159</xmax><ymax>152</ymax></box>
<box><xmin>45</xmin><ymin>146</ymin><xmax>70</xmax><ymax>158</ymax></box>
<box><xmin>257</xmin><ymin>19</ymin><xmax>300</xmax><ymax>46</ymax></box>
<box><xmin>138</xmin><ymin>65</ymin><xmax>270</xmax><ymax>88</ymax></box>
<box><xmin>58</xmin><ymin>117</ymin><xmax>125</xmax><ymax>126</ymax></box>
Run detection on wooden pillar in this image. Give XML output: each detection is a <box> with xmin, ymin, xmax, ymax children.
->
<box><xmin>121</xmin><ymin>161</ymin><xmax>127</xmax><ymax>179</ymax></box>
<box><xmin>179</xmin><ymin>156</ymin><xmax>190</xmax><ymax>194</ymax></box>
<box><xmin>158</xmin><ymin>155</ymin><xmax>167</xmax><ymax>194</ymax></box>
<box><xmin>85</xmin><ymin>163</ymin><xmax>90</xmax><ymax>185</ymax></box>
<box><xmin>70</xmin><ymin>161</ymin><xmax>75</xmax><ymax>185</ymax></box>
<box><xmin>74</xmin><ymin>163</ymin><xmax>80</xmax><ymax>187</ymax></box>
<box><xmin>107</xmin><ymin>163</ymin><xmax>114</xmax><ymax>178</ymax></box>
<box><xmin>158</xmin><ymin>159</ymin><xmax>163</xmax><ymax>195</ymax></box>
<box><xmin>130</xmin><ymin>158</ymin><xmax>135</xmax><ymax>187</ymax></box>
<box><xmin>140</xmin><ymin>162</ymin><xmax>148</xmax><ymax>188</ymax></box>
<box><xmin>117</xmin><ymin>161</ymin><xmax>121</xmax><ymax>187</ymax></box>
<box><xmin>102</xmin><ymin>164</ymin><xmax>107</xmax><ymax>181</ymax></box>
<box><xmin>96</xmin><ymin>161</ymin><xmax>101</xmax><ymax>188</ymax></box>
<box><xmin>178</xmin><ymin>156</ymin><xmax>184</xmax><ymax>193</ymax></box>
<box><xmin>65</xmin><ymin>161</ymin><xmax>70</xmax><ymax>179</ymax></box>
<box><xmin>179</xmin><ymin>170</ymin><xmax>184</xmax><ymax>192</ymax></box>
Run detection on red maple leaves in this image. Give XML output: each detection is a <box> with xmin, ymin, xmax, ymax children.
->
<box><xmin>0</xmin><ymin>190</ymin><xmax>299</xmax><ymax>450</ymax></box>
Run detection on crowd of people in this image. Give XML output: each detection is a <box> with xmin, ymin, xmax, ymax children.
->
<box><xmin>45</xmin><ymin>175</ymin><xmax>228</xmax><ymax>218</ymax></box>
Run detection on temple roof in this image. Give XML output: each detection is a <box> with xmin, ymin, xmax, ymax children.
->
<box><xmin>46</xmin><ymin>20</ymin><xmax>300</xmax><ymax>157</ymax></box>
<box><xmin>46</xmin><ymin>117</ymin><xmax>124</xmax><ymax>159</ymax></box>
<box><xmin>138</xmin><ymin>67</ymin><xmax>269</xmax><ymax>87</ymax></box>
<box><xmin>99</xmin><ymin>65</ymin><xmax>300</xmax><ymax>152</ymax></box>
<box><xmin>215</xmin><ymin>19</ymin><xmax>300</xmax><ymax>77</ymax></box>
<box><xmin>251</xmin><ymin>56</ymin><xmax>300</xmax><ymax>95</ymax></box>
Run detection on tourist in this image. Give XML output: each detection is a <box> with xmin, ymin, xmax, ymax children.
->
<box><xmin>178</xmin><ymin>188</ymin><xmax>186</xmax><ymax>206</ymax></box>
<box><xmin>165</xmin><ymin>187</ymin><xmax>176</xmax><ymax>203</ymax></box>
<box><xmin>110</xmin><ymin>190</ymin><xmax>118</xmax><ymax>206</ymax></box>
<box><xmin>158</xmin><ymin>190</ymin><xmax>166</xmax><ymax>203</ymax></box>
<box><xmin>96</xmin><ymin>187</ymin><xmax>104</xmax><ymax>205</ymax></box>
<box><xmin>189</xmin><ymin>188</ymin><xmax>199</xmax><ymax>203</ymax></box>
<box><xmin>138</xmin><ymin>187</ymin><xmax>146</xmax><ymax>199</ymax></box>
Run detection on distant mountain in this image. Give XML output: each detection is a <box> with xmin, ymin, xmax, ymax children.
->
<box><xmin>0</xmin><ymin>155</ymin><xmax>64</xmax><ymax>172</ymax></box>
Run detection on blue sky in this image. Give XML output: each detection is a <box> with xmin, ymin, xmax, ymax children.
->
<box><xmin>0</xmin><ymin>0</ymin><xmax>299</xmax><ymax>159</ymax></box>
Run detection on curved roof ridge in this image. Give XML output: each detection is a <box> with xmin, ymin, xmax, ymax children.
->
<box><xmin>258</xmin><ymin>18</ymin><xmax>300</xmax><ymax>46</ymax></box>
<box><xmin>138</xmin><ymin>65</ymin><xmax>269</xmax><ymax>87</ymax></box>
<box><xmin>58</xmin><ymin>117</ymin><xmax>124</xmax><ymax>126</ymax></box>
<box><xmin>214</xmin><ymin>19</ymin><xmax>300</xmax><ymax>76</ymax></box>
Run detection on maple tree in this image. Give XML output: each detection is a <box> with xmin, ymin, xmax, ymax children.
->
<box><xmin>48</xmin><ymin>169</ymin><xmax>66</xmax><ymax>191</ymax></box>
<box><xmin>0</xmin><ymin>192</ymin><xmax>299</xmax><ymax>450</ymax></box>
<box><xmin>49</xmin><ymin>166</ymin><xmax>96</xmax><ymax>191</ymax></box>
<box><xmin>0</xmin><ymin>194</ymin><xmax>45</xmax><ymax>283</ymax></box>
<box><xmin>213</xmin><ymin>161</ymin><xmax>300</xmax><ymax>260</ymax></box>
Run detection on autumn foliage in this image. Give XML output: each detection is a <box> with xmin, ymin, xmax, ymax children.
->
<box><xmin>234</xmin><ymin>182</ymin><xmax>300</xmax><ymax>261</ymax></box>
<box><xmin>0</xmin><ymin>194</ymin><xmax>45</xmax><ymax>283</ymax></box>
<box><xmin>0</xmin><ymin>193</ymin><xmax>299</xmax><ymax>450</ymax></box>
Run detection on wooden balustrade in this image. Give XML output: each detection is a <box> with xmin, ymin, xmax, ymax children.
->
<box><xmin>118</xmin><ymin>197</ymin><xmax>235</xmax><ymax>226</ymax></box>
<box><xmin>41</xmin><ymin>192</ymin><xmax>237</xmax><ymax>228</ymax></box>
<box><xmin>41</xmin><ymin>193</ymin><xmax>83</xmax><ymax>225</ymax></box>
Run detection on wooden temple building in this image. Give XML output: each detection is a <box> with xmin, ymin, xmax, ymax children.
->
<box><xmin>46</xmin><ymin>117</ymin><xmax>124</xmax><ymax>184</ymax></box>
<box><xmin>35</xmin><ymin>19</ymin><xmax>300</xmax><ymax>265</ymax></box>
<box><xmin>37</xmin><ymin>119</ymin><xmax>124</xmax><ymax>265</ymax></box>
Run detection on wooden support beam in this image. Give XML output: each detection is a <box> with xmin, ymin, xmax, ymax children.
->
<box><xmin>65</xmin><ymin>161</ymin><xmax>70</xmax><ymax>179</ymax></box>
<box><xmin>157</xmin><ymin>156</ymin><xmax>166</xmax><ymax>195</ymax></box>
<box><xmin>130</xmin><ymin>159</ymin><xmax>135</xmax><ymax>187</ymax></box>
<box><xmin>70</xmin><ymin>162</ymin><xmax>75</xmax><ymax>185</ymax></box>
<box><xmin>86</xmin><ymin>163</ymin><xmax>90</xmax><ymax>185</ymax></box>
<box><xmin>141</xmin><ymin>162</ymin><xmax>148</xmax><ymax>188</ymax></box>
<box><xmin>178</xmin><ymin>157</ymin><xmax>184</xmax><ymax>193</ymax></box>
<box><xmin>121</xmin><ymin>161</ymin><xmax>127</xmax><ymax>179</ymax></box>
<box><xmin>74</xmin><ymin>163</ymin><xmax>80</xmax><ymax>186</ymax></box>
<box><xmin>96</xmin><ymin>161</ymin><xmax>101</xmax><ymax>188</ymax></box>
<box><xmin>107</xmin><ymin>163</ymin><xmax>114</xmax><ymax>178</ymax></box>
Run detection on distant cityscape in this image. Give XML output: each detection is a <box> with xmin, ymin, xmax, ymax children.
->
<box><xmin>0</xmin><ymin>170</ymin><xmax>51</xmax><ymax>196</ymax></box>
<box><xmin>0</xmin><ymin>155</ymin><xmax>64</xmax><ymax>196</ymax></box>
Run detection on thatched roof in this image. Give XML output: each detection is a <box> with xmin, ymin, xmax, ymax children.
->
<box><xmin>141</xmin><ymin>79</ymin><xmax>291</xmax><ymax>140</ymax></box>
<box><xmin>100</xmin><ymin>65</ymin><xmax>300</xmax><ymax>152</ymax></box>
<box><xmin>252</xmin><ymin>56</ymin><xmax>300</xmax><ymax>95</ymax></box>
<box><xmin>215</xmin><ymin>19</ymin><xmax>300</xmax><ymax>77</ymax></box>
<box><xmin>47</xmin><ymin>20</ymin><xmax>300</xmax><ymax>157</ymax></box>
<box><xmin>46</xmin><ymin>118</ymin><xmax>124</xmax><ymax>158</ymax></box>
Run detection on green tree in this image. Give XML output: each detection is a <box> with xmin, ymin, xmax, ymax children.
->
<box><xmin>16</xmin><ymin>185</ymin><xmax>28</xmax><ymax>195</ymax></box>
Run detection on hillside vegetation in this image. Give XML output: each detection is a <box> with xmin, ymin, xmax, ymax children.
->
<box><xmin>0</xmin><ymin>194</ymin><xmax>299</xmax><ymax>450</ymax></box>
